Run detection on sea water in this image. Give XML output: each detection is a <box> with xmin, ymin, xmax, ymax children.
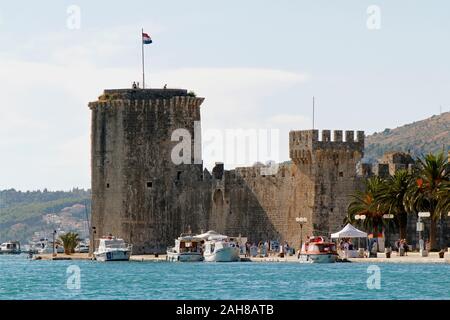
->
<box><xmin>1</xmin><ymin>255</ymin><xmax>449</xmax><ymax>300</ymax></box>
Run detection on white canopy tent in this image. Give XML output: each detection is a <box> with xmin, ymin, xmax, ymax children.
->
<box><xmin>331</xmin><ymin>223</ymin><xmax>368</xmax><ymax>239</ymax></box>
<box><xmin>331</xmin><ymin>224</ymin><xmax>369</xmax><ymax>258</ymax></box>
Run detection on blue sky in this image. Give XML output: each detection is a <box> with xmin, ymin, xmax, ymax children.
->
<box><xmin>0</xmin><ymin>1</ymin><xmax>449</xmax><ymax>190</ymax></box>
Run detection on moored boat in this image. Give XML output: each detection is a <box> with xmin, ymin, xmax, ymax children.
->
<box><xmin>166</xmin><ymin>234</ymin><xmax>204</xmax><ymax>262</ymax></box>
<box><xmin>298</xmin><ymin>236</ymin><xmax>338</xmax><ymax>263</ymax></box>
<box><xmin>37</xmin><ymin>240</ymin><xmax>65</xmax><ymax>254</ymax></box>
<box><xmin>196</xmin><ymin>231</ymin><xmax>240</xmax><ymax>262</ymax></box>
<box><xmin>94</xmin><ymin>235</ymin><xmax>132</xmax><ymax>262</ymax></box>
<box><xmin>0</xmin><ymin>241</ymin><xmax>21</xmax><ymax>254</ymax></box>
<box><xmin>75</xmin><ymin>242</ymin><xmax>90</xmax><ymax>253</ymax></box>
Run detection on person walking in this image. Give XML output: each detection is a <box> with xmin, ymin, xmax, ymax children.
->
<box><xmin>399</xmin><ymin>239</ymin><xmax>405</xmax><ymax>256</ymax></box>
<box><xmin>343</xmin><ymin>240</ymin><xmax>349</xmax><ymax>259</ymax></box>
<box><xmin>403</xmin><ymin>239</ymin><xmax>409</xmax><ymax>256</ymax></box>
<box><xmin>264</xmin><ymin>240</ymin><xmax>269</xmax><ymax>257</ymax></box>
<box><xmin>285</xmin><ymin>242</ymin><xmax>290</xmax><ymax>256</ymax></box>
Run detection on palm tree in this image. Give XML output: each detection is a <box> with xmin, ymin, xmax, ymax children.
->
<box><xmin>59</xmin><ymin>232</ymin><xmax>80</xmax><ymax>255</ymax></box>
<box><xmin>405</xmin><ymin>152</ymin><xmax>449</xmax><ymax>250</ymax></box>
<box><xmin>436</xmin><ymin>181</ymin><xmax>450</xmax><ymax>214</ymax></box>
<box><xmin>436</xmin><ymin>180</ymin><xmax>450</xmax><ymax>247</ymax></box>
<box><xmin>347</xmin><ymin>177</ymin><xmax>386</xmax><ymax>234</ymax></box>
<box><xmin>376</xmin><ymin>170</ymin><xmax>411</xmax><ymax>240</ymax></box>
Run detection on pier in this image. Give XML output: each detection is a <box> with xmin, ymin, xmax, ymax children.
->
<box><xmin>31</xmin><ymin>251</ymin><xmax>450</xmax><ymax>263</ymax></box>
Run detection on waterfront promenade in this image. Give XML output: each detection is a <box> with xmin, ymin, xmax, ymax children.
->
<box><xmin>33</xmin><ymin>251</ymin><xmax>450</xmax><ymax>263</ymax></box>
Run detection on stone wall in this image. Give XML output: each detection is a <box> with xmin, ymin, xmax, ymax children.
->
<box><xmin>90</xmin><ymin>89</ymin><xmax>210</xmax><ymax>254</ymax></box>
<box><xmin>290</xmin><ymin>129</ymin><xmax>364</xmax><ymax>241</ymax></box>
<box><xmin>90</xmin><ymin>88</ymin><xmax>366</xmax><ymax>252</ymax></box>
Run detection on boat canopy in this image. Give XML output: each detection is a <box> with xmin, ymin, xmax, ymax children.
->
<box><xmin>331</xmin><ymin>224</ymin><xmax>368</xmax><ymax>239</ymax></box>
<box><xmin>100</xmin><ymin>238</ymin><xmax>126</xmax><ymax>248</ymax></box>
<box><xmin>195</xmin><ymin>230</ymin><xmax>228</xmax><ymax>241</ymax></box>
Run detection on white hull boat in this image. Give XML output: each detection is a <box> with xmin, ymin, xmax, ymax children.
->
<box><xmin>298</xmin><ymin>253</ymin><xmax>338</xmax><ymax>263</ymax></box>
<box><xmin>167</xmin><ymin>251</ymin><xmax>203</xmax><ymax>262</ymax></box>
<box><xmin>204</xmin><ymin>246</ymin><xmax>240</xmax><ymax>262</ymax></box>
<box><xmin>38</xmin><ymin>241</ymin><xmax>65</xmax><ymax>254</ymax></box>
<box><xmin>75</xmin><ymin>243</ymin><xmax>90</xmax><ymax>253</ymax></box>
<box><xmin>166</xmin><ymin>234</ymin><xmax>204</xmax><ymax>262</ymax></box>
<box><xmin>299</xmin><ymin>236</ymin><xmax>338</xmax><ymax>264</ymax></box>
<box><xmin>198</xmin><ymin>231</ymin><xmax>241</xmax><ymax>262</ymax></box>
<box><xmin>95</xmin><ymin>249</ymin><xmax>131</xmax><ymax>262</ymax></box>
<box><xmin>94</xmin><ymin>236</ymin><xmax>132</xmax><ymax>262</ymax></box>
<box><xmin>0</xmin><ymin>241</ymin><xmax>21</xmax><ymax>254</ymax></box>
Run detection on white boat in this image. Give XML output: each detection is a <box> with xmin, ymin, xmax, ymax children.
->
<box><xmin>28</xmin><ymin>239</ymin><xmax>45</xmax><ymax>254</ymax></box>
<box><xmin>94</xmin><ymin>236</ymin><xmax>132</xmax><ymax>262</ymax></box>
<box><xmin>37</xmin><ymin>240</ymin><xmax>64</xmax><ymax>254</ymax></box>
<box><xmin>75</xmin><ymin>242</ymin><xmax>90</xmax><ymax>253</ymax></box>
<box><xmin>166</xmin><ymin>234</ymin><xmax>204</xmax><ymax>262</ymax></box>
<box><xmin>196</xmin><ymin>231</ymin><xmax>240</xmax><ymax>262</ymax></box>
<box><xmin>298</xmin><ymin>236</ymin><xmax>338</xmax><ymax>263</ymax></box>
<box><xmin>0</xmin><ymin>241</ymin><xmax>21</xmax><ymax>254</ymax></box>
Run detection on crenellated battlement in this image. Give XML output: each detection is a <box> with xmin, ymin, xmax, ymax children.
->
<box><xmin>89</xmin><ymin>90</ymin><xmax>204</xmax><ymax>111</ymax></box>
<box><xmin>289</xmin><ymin>129</ymin><xmax>364</xmax><ymax>162</ymax></box>
<box><xmin>289</xmin><ymin>129</ymin><xmax>364</xmax><ymax>144</ymax></box>
<box><xmin>90</xmin><ymin>86</ymin><xmax>369</xmax><ymax>254</ymax></box>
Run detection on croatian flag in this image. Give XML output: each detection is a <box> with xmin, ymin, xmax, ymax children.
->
<box><xmin>142</xmin><ymin>32</ymin><xmax>153</xmax><ymax>44</ymax></box>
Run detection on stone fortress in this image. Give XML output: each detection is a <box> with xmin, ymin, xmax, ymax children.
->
<box><xmin>88</xmin><ymin>88</ymin><xmax>428</xmax><ymax>254</ymax></box>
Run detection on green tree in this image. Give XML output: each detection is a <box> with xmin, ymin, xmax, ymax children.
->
<box><xmin>347</xmin><ymin>177</ymin><xmax>386</xmax><ymax>234</ymax></box>
<box><xmin>405</xmin><ymin>152</ymin><xmax>449</xmax><ymax>250</ymax></box>
<box><xmin>436</xmin><ymin>181</ymin><xmax>450</xmax><ymax>215</ymax></box>
<box><xmin>59</xmin><ymin>232</ymin><xmax>80</xmax><ymax>255</ymax></box>
<box><xmin>376</xmin><ymin>170</ymin><xmax>411</xmax><ymax>240</ymax></box>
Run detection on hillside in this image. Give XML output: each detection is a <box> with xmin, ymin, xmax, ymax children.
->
<box><xmin>0</xmin><ymin>189</ymin><xmax>91</xmax><ymax>243</ymax></box>
<box><xmin>364</xmin><ymin>112</ymin><xmax>450</xmax><ymax>163</ymax></box>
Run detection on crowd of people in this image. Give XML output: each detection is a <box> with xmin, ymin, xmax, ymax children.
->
<box><xmin>240</xmin><ymin>236</ymin><xmax>431</xmax><ymax>259</ymax></box>
<box><xmin>338</xmin><ymin>239</ymin><xmax>355</xmax><ymax>251</ymax></box>
<box><xmin>395</xmin><ymin>239</ymin><xmax>409</xmax><ymax>255</ymax></box>
<box><xmin>244</xmin><ymin>240</ymin><xmax>293</xmax><ymax>258</ymax></box>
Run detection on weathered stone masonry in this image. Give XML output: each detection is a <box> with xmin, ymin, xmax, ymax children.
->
<box><xmin>90</xmin><ymin>89</ymin><xmax>364</xmax><ymax>254</ymax></box>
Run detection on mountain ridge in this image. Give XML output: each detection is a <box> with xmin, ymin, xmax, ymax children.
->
<box><xmin>364</xmin><ymin>112</ymin><xmax>450</xmax><ymax>163</ymax></box>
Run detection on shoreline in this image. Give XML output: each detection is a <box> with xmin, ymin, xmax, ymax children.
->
<box><xmin>29</xmin><ymin>251</ymin><xmax>450</xmax><ymax>264</ymax></box>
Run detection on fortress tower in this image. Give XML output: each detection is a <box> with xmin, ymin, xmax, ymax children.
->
<box><xmin>89</xmin><ymin>89</ymin><xmax>208</xmax><ymax>254</ymax></box>
<box><xmin>89</xmin><ymin>87</ymin><xmax>365</xmax><ymax>252</ymax></box>
<box><xmin>289</xmin><ymin>130</ymin><xmax>364</xmax><ymax>237</ymax></box>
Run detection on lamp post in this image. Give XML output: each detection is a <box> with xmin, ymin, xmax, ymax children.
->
<box><xmin>91</xmin><ymin>226</ymin><xmax>97</xmax><ymax>256</ymax></box>
<box><xmin>354</xmin><ymin>214</ymin><xmax>366</xmax><ymax>249</ymax></box>
<box><xmin>382</xmin><ymin>214</ymin><xmax>394</xmax><ymax>250</ymax></box>
<box><xmin>295</xmin><ymin>217</ymin><xmax>308</xmax><ymax>254</ymax></box>
<box><xmin>52</xmin><ymin>230</ymin><xmax>57</xmax><ymax>257</ymax></box>
<box><xmin>418</xmin><ymin>212</ymin><xmax>430</xmax><ymax>251</ymax></box>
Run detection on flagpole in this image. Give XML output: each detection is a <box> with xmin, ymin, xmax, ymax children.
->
<box><xmin>141</xmin><ymin>28</ymin><xmax>145</xmax><ymax>89</ymax></box>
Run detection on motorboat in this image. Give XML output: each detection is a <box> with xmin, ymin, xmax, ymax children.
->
<box><xmin>94</xmin><ymin>235</ymin><xmax>132</xmax><ymax>261</ymax></box>
<box><xmin>75</xmin><ymin>242</ymin><xmax>90</xmax><ymax>253</ymax></box>
<box><xmin>196</xmin><ymin>230</ymin><xmax>240</xmax><ymax>262</ymax></box>
<box><xmin>166</xmin><ymin>234</ymin><xmax>204</xmax><ymax>262</ymax></box>
<box><xmin>0</xmin><ymin>241</ymin><xmax>21</xmax><ymax>254</ymax></box>
<box><xmin>37</xmin><ymin>240</ymin><xmax>64</xmax><ymax>254</ymax></box>
<box><xmin>298</xmin><ymin>236</ymin><xmax>338</xmax><ymax>263</ymax></box>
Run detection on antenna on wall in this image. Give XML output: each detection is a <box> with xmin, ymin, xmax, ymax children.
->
<box><xmin>312</xmin><ymin>96</ymin><xmax>315</xmax><ymax>130</ymax></box>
